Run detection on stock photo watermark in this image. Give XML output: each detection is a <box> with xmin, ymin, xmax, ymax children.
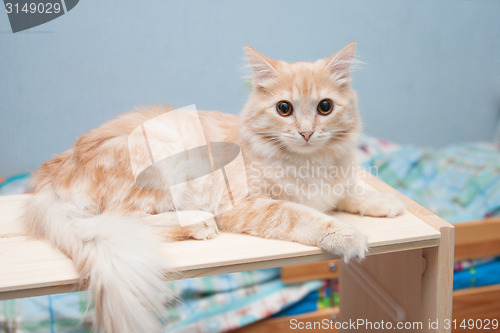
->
<box><xmin>127</xmin><ymin>105</ymin><xmax>249</xmax><ymax>228</ymax></box>
<box><xmin>3</xmin><ymin>0</ymin><xmax>79</xmax><ymax>33</ymax></box>
<box><xmin>290</xmin><ymin>317</ymin><xmax>499</xmax><ymax>331</ymax></box>
<box><xmin>248</xmin><ymin>161</ymin><xmax>378</xmax><ymax>199</ymax></box>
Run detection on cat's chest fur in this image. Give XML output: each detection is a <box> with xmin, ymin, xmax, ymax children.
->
<box><xmin>246</xmin><ymin>156</ymin><xmax>352</xmax><ymax>213</ymax></box>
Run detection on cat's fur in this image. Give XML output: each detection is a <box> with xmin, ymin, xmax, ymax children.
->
<box><xmin>24</xmin><ymin>41</ymin><xmax>405</xmax><ymax>332</ymax></box>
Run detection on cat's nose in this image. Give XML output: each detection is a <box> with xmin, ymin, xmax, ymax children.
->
<box><xmin>299</xmin><ymin>131</ymin><xmax>314</xmax><ymax>142</ymax></box>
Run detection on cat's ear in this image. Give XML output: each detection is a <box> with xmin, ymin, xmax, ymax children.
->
<box><xmin>325</xmin><ymin>41</ymin><xmax>357</xmax><ymax>85</ymax></box>
<box><xmin>244</xmin><ymin>45</ymin><xmax>278</xmax><ymax>86</ymax></box>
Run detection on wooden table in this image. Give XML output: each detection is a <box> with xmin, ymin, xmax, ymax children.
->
<box><xmin>0</xmin><ymin>171</ymin><xmax>454</xmax><ymax>332</ymax></box>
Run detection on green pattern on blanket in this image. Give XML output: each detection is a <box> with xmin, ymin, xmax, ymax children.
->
<box><xmin>364</xmin><ymin>143</ymin><xmax>500</xmax><ymax>223</ymax></box>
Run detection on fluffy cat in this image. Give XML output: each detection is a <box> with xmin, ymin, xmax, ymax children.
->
<box><xmin>24</xmin><ymin>41</ymin><xmax>405</xmax><ymax>333</ymax></box>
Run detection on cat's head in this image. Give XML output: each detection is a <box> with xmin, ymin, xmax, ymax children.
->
<box><xmin>240</xmin><ymin>42</ymin><xmax>361</xmax><ymax>158</ymax></box>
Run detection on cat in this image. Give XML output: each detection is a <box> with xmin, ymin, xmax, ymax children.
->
<box><xmin>24</xmin><ymin>41</ymin><xmax>405</xmax><ymax>333</ymax></box>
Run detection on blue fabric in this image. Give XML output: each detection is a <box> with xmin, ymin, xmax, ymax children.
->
<box><xmin>454</xmin><ymin>258</ymin><xmax>500</xmax><ymax>290</ymax></box>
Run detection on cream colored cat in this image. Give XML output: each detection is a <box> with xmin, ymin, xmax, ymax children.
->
<box><xmin>25</xmin><ymin>41</ymin><xmax>405</xmax><ymax>333</ymax></box>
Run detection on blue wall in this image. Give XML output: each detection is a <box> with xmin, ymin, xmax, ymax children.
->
<box><xmin>1</xmin><ymin>0</ymin><xmax>499</xmax><ymax>177</ymax></box>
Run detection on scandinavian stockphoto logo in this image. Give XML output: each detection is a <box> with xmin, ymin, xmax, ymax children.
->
<box><xmin>4</xmin><ymin>0</ymin><xmax>79</xmax><ymax>33</ymax></box>
<box><xmin>128</xmin><ymin>105</ymin><xmax>249</xmax><ymax>227</ymax></box>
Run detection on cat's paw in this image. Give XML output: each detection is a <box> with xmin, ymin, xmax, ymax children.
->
<box><xmin>167</xmin><ymin>217</ymin><xmax>219</xmax><ymax>241</ymax></box>
<box><xmin>361</xmin><ymin>192</ymin><xmax>406</xmax><ymax>217</ymax></box>
<box><xmin>189</xmin><ymin>219</ymin><xmax>219</xmax><ymax>240</ymax></box>
<box><xmin>318</xmin><ymin>221</ymin><xmax>368</xmax><ymax>262</ymax></box>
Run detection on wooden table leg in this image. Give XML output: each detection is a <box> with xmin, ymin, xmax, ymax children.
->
<box><xmin>339</xmin><ymin>226</ymin><xmax>454</xmax><ymax>332</ymax></box>
<box><xmin>421</xmin><ymin>225</ymin><xmax>455</xmax><ymax>332</ymax></box>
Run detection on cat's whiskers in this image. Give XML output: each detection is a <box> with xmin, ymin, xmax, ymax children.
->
<box><xmin>327</xmin><ymin>128</ymin><xmax>350</xmax><ymax>140</ymax></box>
<box><xmin>255</xmin><ymin>131</ymin><xmax>287</xmax><ymax>149</ymax></box>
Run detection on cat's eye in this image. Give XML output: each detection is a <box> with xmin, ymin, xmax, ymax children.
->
<box><xmin>276</xmin><ymin>101</ymin><xmax>293</xmax><ymax>117</ymax></box>
<box><xmin>317</xmin><ymin>99</ymin><xmax>334</xmax><ymax>115</ymax></box>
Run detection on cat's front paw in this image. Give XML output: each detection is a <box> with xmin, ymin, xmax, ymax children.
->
<box><xmin>344</xmin><ymin>192</ymin><xmax>406</xmax><ymax>217</ymax></box>
<box><xmin>318</xmin><ymin>221</ymin><xmax>367</xmax><ymax>262</ymax></box>
<box><xmin>358</xmin><ymin>192</ymin><xmax>406</xmax><ymax>217</ymax></box>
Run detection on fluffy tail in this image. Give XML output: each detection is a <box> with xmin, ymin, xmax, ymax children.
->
<box><xmin>25</xmin><ymin>189</ymin><xmax>170</xmax><ymax>333</ymax></box>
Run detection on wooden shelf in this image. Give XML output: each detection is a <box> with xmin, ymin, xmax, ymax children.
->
<box><xmin>454</xmin><ymin>217</ymin><xmax>500</xmax><ymax>260</ymax></box>
<box><xmin>1</xmin><ymin>182</ymin><xmax>440</xmax><ymax>300</ymax></box>
<box><xmin>452</xmin><ymin>284</ymin><xmax>500</xmax><ymax>332</ymax></box>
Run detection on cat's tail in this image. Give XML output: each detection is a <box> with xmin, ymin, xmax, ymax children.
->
<box><xmin>25</xmin><ymin>189</ymin><xmax>170</xmax><ymax>333</ymax></box>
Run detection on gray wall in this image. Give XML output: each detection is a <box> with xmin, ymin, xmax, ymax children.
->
<box><xmin>1</xmin><ymin>0</ymin><xmax>499</xmax><ymax>177</ymax></box>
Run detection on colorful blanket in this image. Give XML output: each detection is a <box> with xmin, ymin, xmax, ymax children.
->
<box><xmin>363</xmin><ymin>142</ymin><xmax>500</xmax><ymax>223</ymax></box>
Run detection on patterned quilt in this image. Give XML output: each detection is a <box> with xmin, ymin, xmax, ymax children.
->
<box><xmin>362</xmin><ymin>142</ymin><xmax>500</xmax><ymax>222</ymax></box>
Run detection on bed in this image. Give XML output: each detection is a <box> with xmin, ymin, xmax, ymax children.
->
<box><xmin>0</xmin><ymin>136</ymin><xmax>499</xmax><ymax>332</ymax></box>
